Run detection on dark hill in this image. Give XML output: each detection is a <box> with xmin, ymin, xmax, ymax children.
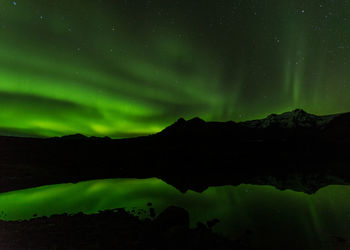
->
<box><xmin>321</xmin><ymin>112</ymin><xmax>350</xmax><ymax>142</ymax></box>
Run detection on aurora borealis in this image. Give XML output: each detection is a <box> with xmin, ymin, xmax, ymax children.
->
<box><xmin>1</xmin><ymin>1</ymin><xmax>350</xmax><ymax>137</ymax></box>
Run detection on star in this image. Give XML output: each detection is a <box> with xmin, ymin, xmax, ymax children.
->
<box><xmin>1</xmin><ymin>0</ymin><xmax>350</xmax><ymax>138</ymax></box>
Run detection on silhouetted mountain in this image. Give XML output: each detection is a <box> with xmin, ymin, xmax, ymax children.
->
<box><xmin>241</xmin><ymin>109</ymin><xmax>338</xmax><ymax>129</ymax></box>
<box><xmin>321</xmin><ymin>112</ymin><xmax>350</xmax><ymax>142</ymax></box>
<box><xmin>158</xmin><ymin>117</ymin><xmax>242</xmax><ymax>139</ymax></box>
<box><xmin>1</xmin><ymin>109</ymin><xmax>350</xmax><ymax>195</ymax></box>
<box><xmin>53</xmin><ymin>134</ymin><xmax>111</xmax><ymax>141</ymax></box>
<box><xmin>59</xmin><ymin>133</ymin><xmax>89</xmax><ymax>140</ymax></box>
<box><xmin>157</xmin><ymin>109</ymin><xmax>348</xmax><ymax>143</ymax></box>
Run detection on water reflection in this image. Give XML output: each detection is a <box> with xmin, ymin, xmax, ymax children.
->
<box><xmin>0</xmin><ymin>178</ymin><xmax>349</xmax><ymax>249</ymax></box>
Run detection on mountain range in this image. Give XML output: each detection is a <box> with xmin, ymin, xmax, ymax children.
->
<box><xmin>156</xmin><ymin>108</ymin><xmax>350</xmax><ymax>143</ymax></box>
<box><xmin>1</xmin><ymin>109</ymin><xmax>350</xmax><ymax>194</ymax></box>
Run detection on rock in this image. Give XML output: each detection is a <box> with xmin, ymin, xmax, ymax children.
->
<box><xmin>149</xmin><ymin>207</ymin><xmax>156</xmax><ymax>218</ymax></box>
<box><xmin>206</xmin><ymin>218</ymin><xmax>220</xmax><ymax>229</ymax></box>
<box><xmin>154</xmin><ymin>206</ymin><xmax>189</xmax><ymax>229</ymax></box>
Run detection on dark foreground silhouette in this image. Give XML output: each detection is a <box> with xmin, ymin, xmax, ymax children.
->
<box><xmin>1</xmin><ymin>109</ymin><xmax>350</xmax><ymax>194</ymax></box>
<box><xmin>1</xmin><ymin>109</ymin><xmax>350</xmax><ymax>249</ymax></box>
<box><xmin>0</xmin><ymin>206</ymin><xmax>246</xmax><ymax>250</ymax></box>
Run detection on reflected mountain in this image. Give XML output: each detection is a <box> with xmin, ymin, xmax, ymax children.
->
<box><xmin>1</xmin><ymin>178</ymin><xmax>350</xmax><ymax>249</ymax></box>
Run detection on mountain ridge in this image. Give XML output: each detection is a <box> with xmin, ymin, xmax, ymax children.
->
<box><xmin>156</xmin><ymin>109</ymin><xmax>350</xmax><ymax>143</ymax></box>
<box><xmin>162</xmin><ymin>109</ymin><xmax>343</xmax><ymax>132</ymax></box>
<box><xmin>1</xmin><ymin>108</ymin><xmax>350</xmax><ymax>194</ymax></box>
<box><xmin>240</xmin><ymin>109</ymin><xmax>339</xmax><ymax>129</ymax></box>
<box><xmin>0</xmin><ymin>109</ymin><xmax>347</xmax><ymax>140</ymax></box>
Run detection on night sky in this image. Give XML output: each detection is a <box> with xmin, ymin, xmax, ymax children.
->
<box><xmin>1</xmin><ymin>0</ymin><xmax>349</xmax><ymax>138</ymax></box>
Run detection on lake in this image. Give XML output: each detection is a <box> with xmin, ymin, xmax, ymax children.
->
<box><xmin>0</xmin><ymin>178</ymin><xmax>349</xmax><ymax>249</ymax></box>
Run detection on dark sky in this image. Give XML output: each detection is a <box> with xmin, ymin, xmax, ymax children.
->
<box><xmin>0</xmin><ymin>0</ymin><xmax>349</xmax><ymax>137</ymax></box>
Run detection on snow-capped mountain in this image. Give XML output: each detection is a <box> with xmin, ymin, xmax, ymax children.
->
<box><xmin>157</xmin><ymin>109</ymin><xmax>350</xmax><ymax>143</ymax></box>
<box><xmin>240</xmin><ymin>109</ymin><xmax>339</xmax><ymax>129</ymax></box>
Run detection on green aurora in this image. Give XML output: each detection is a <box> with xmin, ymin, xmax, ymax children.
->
<box><xmin>1</xmin><ymin>0</ymin><xmax>350</xmax><ymax>137</ymax></box>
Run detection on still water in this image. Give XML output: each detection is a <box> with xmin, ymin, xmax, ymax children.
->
<box><xmin>0</xmin><ymin>178</ymin><xmax>349</xmax><ymax>249</ymax></box>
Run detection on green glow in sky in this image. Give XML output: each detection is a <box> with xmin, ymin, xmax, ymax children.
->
<box><xmin>1</xmin><ymin>1</ymin><xmax>350</xmax><ymax>137</ymax></box>
<box><xmin>0</xmin><ymin>178</ymin><xmax>349</xmax><ymax>249</ymax></box>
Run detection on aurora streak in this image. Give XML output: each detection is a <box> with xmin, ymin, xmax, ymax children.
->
<box><xmin>0</xmin><ymin>0</ymin><xmax>349</xmax><ymax>137</ymax></box>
